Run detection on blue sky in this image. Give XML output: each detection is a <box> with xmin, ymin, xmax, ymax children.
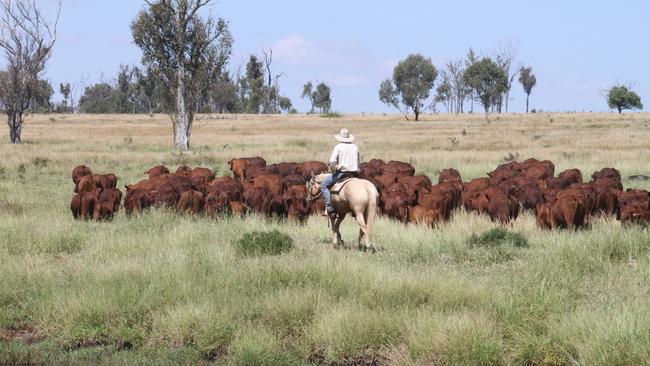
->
<box><xmin>37</xmin><ymin>0</ymin><xmax>649</xmax><ymax>113</ymax></box>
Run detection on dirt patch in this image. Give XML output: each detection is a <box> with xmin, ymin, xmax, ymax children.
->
<box><xmin>0</xmin><ymin>326</ymin><xmax>46</xmax><ymax>344</ymax></box>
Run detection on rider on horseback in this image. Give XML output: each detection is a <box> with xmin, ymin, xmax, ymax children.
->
<box><xmin>322</xmin><ymin>128</ymin><xmax>360</xmax><ymax>216</ymax></box>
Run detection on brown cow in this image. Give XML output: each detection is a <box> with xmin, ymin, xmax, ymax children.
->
<box><xmin>535</xmin><ymin>203</ymin><xmax>554</xmax><ymax>230</ymax></box>
<box><xmin>249</xmin><ymin>174</ymin><xmax>284</xmax><ymax>195</ymax></box>
<box><xmin>175</xmin><ymin>165</ymin><xmax>193</xmax><ymax>176</ymax></box>
<box><xmin>438</xmin><ymin>168</ymin><xmax>462</xmax><ymax>184</ymax></box>
<box><xmin>297</xmin><ymin>161</ymin><xmax>328</xmax><ymax>179</ymax></box>
<box><xmin>80</xmin><ymin>189</ymin><xmax>101</xmax><ymax>221</ymax></box>
<box><xmin>124</xmin><ymin>188</ymin><xmax>153</xmax><ymax>216</ymax></box>
<box><xmin>461</xmin><ymin>178</ymin><xmax>491</xmax><ymax>210</ymax></box>
<box><xmin>72</xmin><ymin>165</ymin><xmax>92</xmax><ymax>192</ymax></box>
<box><xmin>207</xmin><ymin>176</ymin><xmax>244</xmax><ymax>201</ymax></box>
<box><xmin>94</xmin><ymin>200</ymin><xmax>118</xmax><ymax>221</ymax></box>
<box><xmin>618</xmin><ymin>189</ymin><xmax>650</xmax><ymax>208</ymax></box>
<box><xmin>373</xmin><ymin>174</ymin><xmax>400</xmax><ymax>189</ymax></box>
<box><xmin>266</xmin><ymin>162</ymin><xmax>300</xmax><ymax>177</ymax></box>
<box><xmin>380</xmin><ymin>190</ymin><xmax>410</xmax><ymax>223</ymax></box>
<box><xmin>591</xmin><ymin>168</ymin><xmax>621</xmax><ymax>183</ymax></box>
<box><xmin>283</xmin><ymin>174</ymin><xmax>307</xmax><ymax>187</ymax></box>
<box><xmin>620</xmin><ymin>203</ymin><xmax>650</xmax><ymax>225</ymax></box>
<box><xmin>382</xmin><ymin>160</ymin><xmax>415</xmax><ymax>176</ymax></box>
<box><xmin>178</xmin><ymin>190</ymin><xmax>204</xmax><ymax>215</ymax></box>
<box><xmin>205</xmin><ymin>190</ymin><xmax>232</xmax><ymax>217</ymax></box>
<box><xmin>145</xmin><ymin>165</ymin><xmax>170</xmax><ymax>179</ymax></box>
<box><xmin>229</xmin><ymin>201</ymin><xmax>248</xmax><ymax>217</ymax></box>
<box><xmin>77</xmin><ymin>175</ymin><xmax>97</xmax><ymax>193</ymax></box>
<box><xmin>359</xmin><ymin>159</ymin><xmax>386</xmax><ymax>178</ymax></box>
<box><xmin>228</xmin><ymin>157</ymin><xmax>266</xmax><ymax>181</ymax></box>
<box><xmin>417</xmin><ymin>190</ymin><xmax>453</xmax><ymax>222</ymax></box>
<box><xmin>551</xmin><ymin>189</ymin><xmax>588</xmax><ymax>229</ymax></box>
<box><xmin>398</xmin><ymin>175</ymin><xmax>432</xmax><ymax>190</ymax></box>
<box><xmin>99</xmin><ymin>188</ymin><xmax>122</xmax><ymax>214</ymax></box>
<box><xmin>153</xmin><ymin>183</ymin><xmax>180</xmax><ymax>208</ymax></box>
<box><xmin>283</xmin><ymin>185</ymin><xmax>311</xmax><ymax>222</ymax></box>
<box><xmin>383</xmin><ymin>182</ymin><xmax>418</xmax><ymax>205</ymax></box>
<box><xmin>483</xmin><ymin>187</ymin><xmax>519</xmax><ymax>223</ymax></box>
<box><xmin>243</xmin><ymin>186</ymin><xmax>275</xmax><ymax>216</ymax></box>
<box><xmin>429</xmin><ymin>182</ymin><xmax>461</xmax><ymax>210</ymax></box>
<box><xmin>190</xmin><ymin>167</ymin><xmax>216</xmax><ymax>192</ymax></box>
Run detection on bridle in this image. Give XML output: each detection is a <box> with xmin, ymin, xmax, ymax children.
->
<box><xmin>307</xmin><ymin>177</ymin><xmax>322</xmax><ymax>202</ymax></box>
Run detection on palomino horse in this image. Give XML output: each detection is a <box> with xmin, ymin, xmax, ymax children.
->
<box><xmin>308</xmin><ymin>173</ymin><xmax>379</xmax><ymax>251</ymax></box>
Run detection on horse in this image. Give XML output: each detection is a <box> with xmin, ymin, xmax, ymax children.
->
<box><xmin>307</xmin><ymin>173</ymin><xmax>379</xmax><ymax>252</ymax></box>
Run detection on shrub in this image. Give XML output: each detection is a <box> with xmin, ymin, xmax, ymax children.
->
<box><xmin>31</xmin><ymin>157</ymin><xmax>50</xmax><ymax>168</ymax></box>
<box><xmin>467</xmin><ymin>228</ymin><xmax>528</xmax><ymax>248</ymax></box>
<box><xmin>320</xmin><ymin>111</ymin><xmax>343</xmax><ymax>118</ymax></box>
<box><xmin>234</xmin><ymin>230</ymin><xmax>294</xmax><ymax>257</ymax></box>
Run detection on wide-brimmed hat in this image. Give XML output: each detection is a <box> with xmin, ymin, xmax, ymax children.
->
<box><xmin>334</xmin><ymin>128</ymin><xmax>354</xmax><ymax>143</ymax></box>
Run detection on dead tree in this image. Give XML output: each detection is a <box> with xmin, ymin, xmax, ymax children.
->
<box><xmin>495</xmin><ymin>41</ymin><xmax>519</xmax><ymax>113</ymax></box>
<box><xmin>0</xmin><ymin>0</ymin><xmax>59</xmax><ymax>144</ymax></box>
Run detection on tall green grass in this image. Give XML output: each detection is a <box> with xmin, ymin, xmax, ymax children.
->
<box><xmin>2</xmin><ymin>114</ymin><xmax>650</xmax><ymax>364</ymax></box>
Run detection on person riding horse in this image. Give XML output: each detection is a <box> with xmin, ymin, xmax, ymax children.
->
<box><xmin>321</xmin><ymin>128</ymin><xmax>360</xmax><ymax>217</ymax></box>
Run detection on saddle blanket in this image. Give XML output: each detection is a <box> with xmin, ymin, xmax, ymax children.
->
<box><xmin>331</xmin><ymin>178</ymin><xmax>356</xmax><ymax>193</ymax></box>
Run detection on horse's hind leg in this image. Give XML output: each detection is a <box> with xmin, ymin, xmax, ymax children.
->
<box><xmin>354</xmin><ymin>211</ymin><xmax>369</xmax><ymax>252</ymax></box>
<box><xmin>331</xmin><ymin>214</ymin><xmax>345</xmax><ymax>249</ymax></box>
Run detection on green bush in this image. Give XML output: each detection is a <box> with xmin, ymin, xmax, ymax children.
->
<box><xmin>234</xmin><ymin>230</ymin><xmax>293</xmax><ymax>257</ymax></box>
<box><xmin>320</xmin><ymin>111</ymin><xmax>343</xmax><ymax>118</ymax></box>
<box><xmin>468</xmin><ymin>228</ymin><xmax>528</xmax><ymax>248</ymax></box>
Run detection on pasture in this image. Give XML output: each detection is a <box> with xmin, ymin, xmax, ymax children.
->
<box><xmin>2</xmin><ymin>112</ymin><xmax>650</xmax><ymax>365</ymax></box>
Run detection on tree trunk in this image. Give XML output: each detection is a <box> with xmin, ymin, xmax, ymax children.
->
<box><xmin>7</xmin><ymin>111</ymin><xmax>22</xmax><ymax>144</ymax></box>
<box><xmin>414</xmin><ymin>106</ymin><xmax>419</xmax><ymax>121</ymax></box>
<box><xmin>617</xmin><ymin>106</ymin><xmax>622</xmax><ymax>114</ymax></box>
<box><xmin>175</xmin><ymin>66</ymin><xmax>189</xmax><ymax>150</ymax></box>
<box><xmin>526</xmin><ymin>93</ymin><xmax>530</xmax><ymax>113</ymax></box>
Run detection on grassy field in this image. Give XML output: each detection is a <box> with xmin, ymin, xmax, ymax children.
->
<box><xmin>2</xmin><ymin>112</ymin><xmax>650</xmax><ymax>365</ymax></box>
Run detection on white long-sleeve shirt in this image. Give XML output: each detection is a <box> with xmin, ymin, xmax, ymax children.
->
<box><xmin>329</xmin><ymin>143</ymin><xmax>360</xmax><ymax>172</ymax></box>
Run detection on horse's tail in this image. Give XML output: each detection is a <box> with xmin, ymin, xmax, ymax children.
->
<box><xmin>365</xmin><ymin>181</ymin><xmax>379</xmax><ymax>239</ymax></box>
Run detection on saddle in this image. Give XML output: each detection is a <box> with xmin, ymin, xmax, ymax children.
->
<box><xmin>330</xmin><ymin>172</ymin><xmax>359</xmax><ymax>193</ymax></box>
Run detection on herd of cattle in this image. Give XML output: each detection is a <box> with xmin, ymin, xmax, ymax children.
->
<box><xmin>69</xmin><ymin>156</ymin><xmax>650</xmax><ymax>230</ymax></box>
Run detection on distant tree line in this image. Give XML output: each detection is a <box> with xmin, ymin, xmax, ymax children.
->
<box><xmin>379</xmin><ymin>43</ymin><xmax>540</xmax><ymax>120</ymax></box>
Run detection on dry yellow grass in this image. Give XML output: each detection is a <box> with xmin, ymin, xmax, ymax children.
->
<box><xmin>6</xmin><ymin>112</ymin><xmax>650</xmax><ymax>183</ymax></box>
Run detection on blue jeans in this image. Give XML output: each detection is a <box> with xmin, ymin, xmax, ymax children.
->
<box><xmin>321</xmin><ymin>171</ymin><xmax>344</xmax><ymax>211</ymax></box>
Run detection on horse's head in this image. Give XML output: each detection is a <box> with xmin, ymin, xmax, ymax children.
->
<box><xmin>307</xmin><ymin>171</ymin><xmax>322</xmax><ymax>202</ymax></box>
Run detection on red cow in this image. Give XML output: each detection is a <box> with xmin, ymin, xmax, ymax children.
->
<box><xmin>178</xmin><ymin>190</ymin><xmax>204</xmax><ymax>215</ymax></box>
<box><xmin>382</xmin><ymin>160</ymin><xmax>415</xmax><ymax>176</ymax></box>
<box><xmin>145</xmin><ymin>165</ymin><xmax>170</xmax><ymax>179</ymax></box>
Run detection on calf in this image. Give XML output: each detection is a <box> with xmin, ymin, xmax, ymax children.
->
<box><xmin>408</xmin><ymin>205</ymin><xmax>438</xmax><ymax>228</ymax></box>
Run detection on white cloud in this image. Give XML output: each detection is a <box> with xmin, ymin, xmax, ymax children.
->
<box><xmin>271</xmin><ymin>34</ymin><xmax>320</xmax><ymax>65</ymax></box>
